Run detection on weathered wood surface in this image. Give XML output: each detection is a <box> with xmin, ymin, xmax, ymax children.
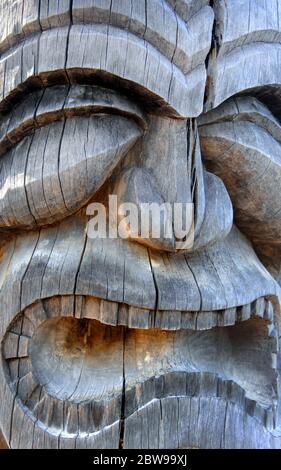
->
<box><xmin>0</xmin><ymin>1</ymin><xmax>213</xmax><ymax>118</ymax></box>
<box><xmin>113</xmin><ymin>119</ymin><xmax>233</xmax><ymax>252</ymax></box>
<box><xmin>0</xmin><ymin>0</ymin><xmax>214</xmax><ymax>86</ymax></box>
<box><xmin>2</xmin><ymin>309</ymin><xmax>280</xmax><ymax>448</ymax></box>
<box><xmin>0</xmin><ymin>0</ymin><xmax>281</xmax><ymax>450</ymax></box>
<box><xmin>0</xmin><ymin>0</ymin><xmax>213</xmax><ymax>74</ymax></box>
<box><xmin>0</xmin><ymin>219</ymin><xmax>278</xmax><ymax>333</ymax></box>
<box><xmin>205</xmin><ymin>0</ymin><xmax>281</xmax><ymax>119</ymax></box>
<box><xmin>0</xmin><ymin>84</ymin><xmax>146</xmax><ymax>158</ymax></box>
<box><xmin>124</xmin><ymin>397</ymin><xmax>281</xmax><ymax>449</ymax></box>
<box><xmin>0</xmin><ymin>114</ymin><xmax>141</xmax><ymax>228</ymax></box>
<box><xmin>199</xmin><ymin>96</ymin><xmax>281</xmax><ymax>246</ymax></box>
<box><xmin>0</xmin><ymin>429</ymin><xmax>8</xmax><ymax>449</ymax></box>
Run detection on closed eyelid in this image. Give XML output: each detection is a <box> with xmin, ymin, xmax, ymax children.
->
<box><xmin>199</xmin><ymin>96</ymin><xmax>281</xmax><ymax>246</ymax></box>
<box><xmin>0</xmin><ymin>84</ymin><xmax>147</xmax><ymax>158</ymax></box>
<box><xmin>0</xmin><ymin>101</ymin><xmax>143</xmax><ymax>231</ymax></box>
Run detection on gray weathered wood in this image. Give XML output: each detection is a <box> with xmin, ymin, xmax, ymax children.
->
<box><xmin>0</xmin><ymin>0</ymin><xmax>281</xmax><ymax>450</ymax></box>
<box><xmin>2</xmin><ymin>307</ymin><xmax>278</xmax><ymax>447</ymax></box>
<box><xmin>205</xmin><ymin>0</ymin><xmax>281</xmax><ymax>115</ymax></box>
<box><xmin>200</xmin><ymin>98</ymin><xmax>281</xmax><ymax>245</ymax></box>
<box><xmin>0</xmin><ymin>114</ymin><xmax>141</xmax><ymax>229</ymax></box>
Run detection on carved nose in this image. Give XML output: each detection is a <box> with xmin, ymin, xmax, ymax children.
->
<box><xmin>113</xmin><ymin>117</ymin><xmax>233</xmax><ymax>252</ymax></box>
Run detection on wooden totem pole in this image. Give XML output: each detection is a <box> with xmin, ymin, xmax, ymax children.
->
<box><xmin>0</xmin><ymin>0</ymin><xmax>281</xmax><ymax>449</ymax></box>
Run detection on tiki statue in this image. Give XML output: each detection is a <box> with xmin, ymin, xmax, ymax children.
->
<box><xmin>0</xmin><ymin>0</ymin><xmax>281</xmax><ymax>449</ymax></box>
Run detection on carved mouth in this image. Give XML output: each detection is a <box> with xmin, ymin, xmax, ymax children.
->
<box><xmin>2</xmin><ymin>294</ymin><xmax>279</xmax><ymax>442</ymax></box>
<box><xmin>1</xmin><ymin>200</ymin><xmax>280</xmax><ymax>445</ymax></box>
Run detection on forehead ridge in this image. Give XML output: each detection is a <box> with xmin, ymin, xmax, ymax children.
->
<box><xmin>0</xmin><ymin>0</ymin><xmax>214</xmax><ymax>118</ymax></box>
<box><xmin>1</xmin><ymin>1</ymin><xmax>281</xmax><ymax>118</ymax></box>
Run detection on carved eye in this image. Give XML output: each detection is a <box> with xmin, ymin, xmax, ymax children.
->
<box><xmin>199</xmin><ymin>96</ymin><xmax>281</xmax><ymax>247</ymax></box>
<box><xmin>0</xmin><ymin>85</ymin><xmax>144</xmax><ymax>230</ymax></box>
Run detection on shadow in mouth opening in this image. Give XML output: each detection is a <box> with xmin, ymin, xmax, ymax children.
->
<box><xmin>2</xmin><ymin>310</ymin><xmax>278</xmax><ymax>437</ymax></box>
<box><xmin>27</xmin><ymin>316</ymin><xmax>277</xmax><ymax>410</ymax></box>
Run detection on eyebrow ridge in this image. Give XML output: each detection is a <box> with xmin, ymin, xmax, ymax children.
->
<box><xmin>0</xmin><ymin>84</ymin><xmax>147</xmax><ymax>158</ymax></box>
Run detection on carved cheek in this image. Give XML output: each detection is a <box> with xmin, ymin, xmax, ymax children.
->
<box><xmin>0</xmin><ymin>114</ymin><xmax>142</xmax><ymax>229</ymax></box>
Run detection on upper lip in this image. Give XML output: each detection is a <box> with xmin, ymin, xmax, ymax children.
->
<box><xmin>0</xmin><ymin>215</ymin><xmax>279</xmax><ymax>339</ymax></box>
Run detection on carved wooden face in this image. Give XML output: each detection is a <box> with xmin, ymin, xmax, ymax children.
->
<box><xmin>0</xmin><ymin>0</ymin><xmax>281</xmax><ymax>449</ymax></box>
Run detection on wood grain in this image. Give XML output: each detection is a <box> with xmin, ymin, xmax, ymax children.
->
<box><xmin>0</xmin><ymin>429</ymin><xmax>8</xmax><ymax>449</ymax></box>
<box><xmin>205</xmin><ymin>0</ymin><xmax>281</xmax><ymax>115</ymax></box>
<box><xmin>1</xmin><ymin>309</ymin><xmax>279</xmax><ymax>447</ymax></box>
<box><xmin>199</xmin><ymin>96</ymin><xmax>281</xmax><ymax>245</ymax></box>
<box><xmin>0</xmin><ymin>0</ymin><xmax>281</xmax><ymax>450</ymax></box>
<box><xmin>0</xmin><ymin>0</ymin><xmax>214</xmax><ymax>118</ymax></box>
